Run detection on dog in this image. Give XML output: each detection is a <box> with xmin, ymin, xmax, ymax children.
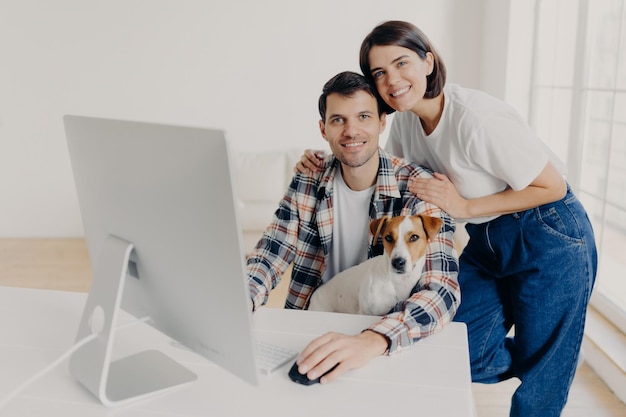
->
<box><xmin>308</xmin><ymin>214</ymin><xmax>443</xmax><ymax>316</ymax></box>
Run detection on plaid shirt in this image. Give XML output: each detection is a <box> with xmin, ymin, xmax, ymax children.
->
<box><xmin>247</xmin><ymin>148</ymin><xmax>459</xmax><ymax>354</ymax></box>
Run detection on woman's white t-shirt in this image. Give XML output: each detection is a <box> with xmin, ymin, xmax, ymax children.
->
<box><xmin>385</xmin><ymin>83</ymin><xmax>565</xmax><ymax>224</ymax></box>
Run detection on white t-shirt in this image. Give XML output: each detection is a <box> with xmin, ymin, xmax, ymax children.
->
<box><xmin>321</xmin><ymin>168</ymin><xmax>374</xmax><ymax>283</ymax></box>
<box><xmin>386</xmin><ymin>83</ymin><xmax>565</xmax><ymax>224</ymax></box>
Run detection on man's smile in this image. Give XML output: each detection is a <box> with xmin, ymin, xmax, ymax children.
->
<box><xmin>342</xmin><ymin>141</ymin><xmax>366</xmax><ymax>148</ymax></box>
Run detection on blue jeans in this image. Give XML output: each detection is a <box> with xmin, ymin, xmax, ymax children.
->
<box><xmin>453</xmin><ymin>186</ymin><xmax>597</xmax><ymax>417</ymax></box>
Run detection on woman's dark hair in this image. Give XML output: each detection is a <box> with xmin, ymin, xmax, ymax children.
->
<box><xmin>318</xmin><ymin>71</ymin><xmax>388</xmax><ymax>120</ymax></box>
<box><xmin>359</xmin><ymin>20</ymin><xmax>447</xmax><ymax>101</ymax></box>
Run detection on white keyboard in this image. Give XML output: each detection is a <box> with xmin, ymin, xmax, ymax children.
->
<box><xmin>170</xmin><ymin>339</ymin><xmax>298</xmax><ymax>376</ymax></box>
<box><xmin>256</xmin><ymin>341</ymin><xmax>298</xmax><ymax>375</ymax></box>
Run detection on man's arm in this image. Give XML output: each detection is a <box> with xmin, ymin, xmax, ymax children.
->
<box><xmin>292</xmin><ymin>204</ymin><xmax>459</xmax><ymax>383</ymax></box>
<box><xmin>292</xmin><ymin>330</ymin><xmax>388</xmax><ymax>384</ymax></box>
<box><xmin>367</xmin><ymin>194</ymin><xmax>459</xmax><ymax>353</ymax></box>
<box><xmin>292</xmin><ymin>164</ymin><xmax>460</xmax><ymax>383</ymax></box>
<box><xmin>246</xmin><ymin>178</ymin><xmax>302</xmax><ymax>310</ymax></box>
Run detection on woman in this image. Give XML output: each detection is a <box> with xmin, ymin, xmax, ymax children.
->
<box><xmin>298</xmin><ymin>20</ymin><xmax>597</xmax><ymax>417</ymax></box>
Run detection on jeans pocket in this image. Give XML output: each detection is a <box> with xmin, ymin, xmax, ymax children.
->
<box><xmin>535</xmin><ymin>203</ymin><xmax>583</xmax><ymax>244</ymax></box>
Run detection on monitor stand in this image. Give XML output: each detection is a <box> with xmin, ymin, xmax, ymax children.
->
<box><xmin>68</xmin><ymin>235</ymin><xmax>197</xmax><ymax>407</ymax></box>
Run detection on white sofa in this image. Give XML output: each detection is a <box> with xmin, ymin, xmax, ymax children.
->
<box><xmin>233</xmin><ymin>148</ymin><xmax>309</xmax><ymax>252</ymax></box>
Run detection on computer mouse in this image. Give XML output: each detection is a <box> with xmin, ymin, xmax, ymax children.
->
<box><xmin>288</xmin><ymin>361</ymin><xmax>337</xmax><ymax>385</ymax></box>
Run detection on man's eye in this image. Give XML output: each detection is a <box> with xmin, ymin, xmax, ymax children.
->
<box><xmin>398</xmin><ymin>61</ymin><xmax>408</xmax><ymax>68</ymax></box>
<box><xmin>331</xmin><ymin>117</ymin><xmax>344</xmax><ymax>124</ymax></box>
<box><xmin>359</xmin><ymin>114</ymin><xmax>370</xmax><ymax>120</ymax></box>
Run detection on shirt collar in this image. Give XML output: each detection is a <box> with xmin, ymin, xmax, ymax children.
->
<box><xmin>319</xmin><ymin>148</ymin><xmax>402</xmax><ymax>200</ymax></box>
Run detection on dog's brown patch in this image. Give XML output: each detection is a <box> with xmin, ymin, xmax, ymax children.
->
<box><xmin>370</xmin><ymin>215</ymin><xmax>443</xmax><ymax>264</ymax></box>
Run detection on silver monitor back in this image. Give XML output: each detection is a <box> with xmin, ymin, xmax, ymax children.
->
<box><xmin>64</xmin><ymin>115</ymin><xmax>259</xmax><ymax>406</ymax></box>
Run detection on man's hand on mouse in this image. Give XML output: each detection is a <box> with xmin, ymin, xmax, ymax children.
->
<box><xmin>294</xmin><ymin>330</ymin><xmax>389</xmax><ymax>384</ymax></box>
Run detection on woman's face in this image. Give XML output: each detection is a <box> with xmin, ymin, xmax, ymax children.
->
<box><xmin>367</xmin><ymin>44</ymin><xmax>434</xmax><ymax>113</ymax></box>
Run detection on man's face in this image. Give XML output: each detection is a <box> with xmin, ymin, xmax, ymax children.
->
<box><xmin>319</xmin><ymin>91</ymin><xmax>386</xmax><ymax>169</ymax></box>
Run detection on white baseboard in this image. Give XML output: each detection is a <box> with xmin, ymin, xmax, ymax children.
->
<box><xmin>583</xmin><ymin>307</ymin><xmax>626</xmax><ymax>404</ymax></box>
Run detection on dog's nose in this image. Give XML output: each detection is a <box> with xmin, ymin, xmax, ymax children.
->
<box><xmin>391</xmin><ymin>257</ymin><xmax>406</xmax><ymax>272</ymax></box>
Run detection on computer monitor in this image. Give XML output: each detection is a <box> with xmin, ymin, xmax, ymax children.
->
<box><xmin>64</xmin><ymin>115</ymin><xmax>261</xmax><ymax>406</ymax></box>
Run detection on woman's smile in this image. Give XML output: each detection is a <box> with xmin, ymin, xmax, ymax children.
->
<box><xmin>390</xmin><ymin>86</ymin><xmax>411</xmax><ymax>98</ymax></box>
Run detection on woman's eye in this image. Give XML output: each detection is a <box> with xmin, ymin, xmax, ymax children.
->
<box><xmin>373</xmin><ymin>71</ymin><xmax>384</xmax><ymax>79</ymax></box>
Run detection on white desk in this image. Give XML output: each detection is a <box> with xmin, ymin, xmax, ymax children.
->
<box><xmin>0</xmin><ymin>287</ymin><xmax>475</xmax><ymax>416</ymax></box>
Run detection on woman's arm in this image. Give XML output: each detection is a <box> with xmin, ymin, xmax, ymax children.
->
<box><xmin>409</xmin><ymin>161</ymin><xmax>566</xmax><ymax>220</ymax></box>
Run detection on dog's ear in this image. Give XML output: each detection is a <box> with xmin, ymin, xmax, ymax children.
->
<box><xmin>369</xmin><ymin>217</ymin><xmax>388</xmax><ymax>245</ymax></box>
<box><xmin>418</xmin><ymin>215</ymin><xmax>444</xmax><ymax>241</ymax></box>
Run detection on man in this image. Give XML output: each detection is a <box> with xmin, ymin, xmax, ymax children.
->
<box><xmin>247</xmin><ymin>71</ymin><xmax>459</xmax><ymax>384</ymax></box>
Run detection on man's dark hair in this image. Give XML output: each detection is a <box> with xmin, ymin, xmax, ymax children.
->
<box><xmin>318</xmin><ymin>71</ymin><xmax>387</xmax><ymax>121</ymax></box>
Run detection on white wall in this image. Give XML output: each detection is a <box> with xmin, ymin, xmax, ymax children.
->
<box><xmin>0</xmin><ymin>0</ymin><xmax>499</xmax><ymax>237</ymax></box>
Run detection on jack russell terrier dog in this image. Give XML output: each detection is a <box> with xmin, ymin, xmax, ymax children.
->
<box><xmin>308</xmin><ymin>215</ymin><xmax>443</xmax><ymax>316</ymax></box>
